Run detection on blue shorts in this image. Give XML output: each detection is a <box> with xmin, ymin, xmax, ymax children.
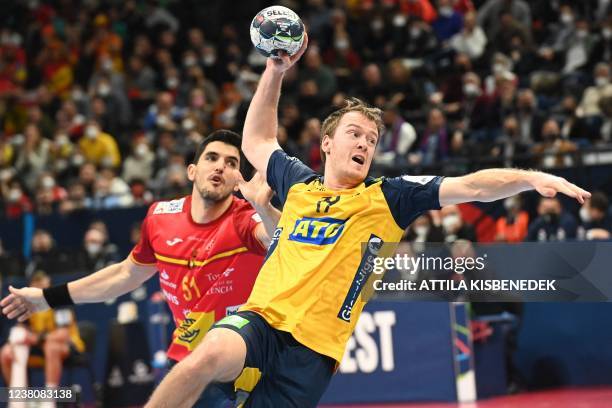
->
<box><xmin>213</xmin><ymin>311</ymin><xmax>335</xmax><ymax>408</ymax></box>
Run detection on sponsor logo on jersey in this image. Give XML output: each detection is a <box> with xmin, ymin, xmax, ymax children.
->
<box><xmin>172</xmin><ymin>311</ymin><xmax>215</xmax><ymax>351</ymax></box>
<box><xmin>161</xmin><ymin>270</ymin><xmax>169</xmax><ymax>280</ymax></box>
<box><xmin>337</xmin><ymin>234</ymin><xmax>383</xmax><ymax>322</ymax></box>
<box><xmin>165</xmin><ymin>237</ymin><xmax>183</xmax><ymax>246</ymax></box>
<box><xmin>153</xmin><ymin>198</ymin><xmax>186</xmax><ymax>214</ymax></box>
<box><xmin>401</xmin><ymin>175</ymin><xmax>436</xmax><ymax>185</ymax></box>
<box><xmin>288</xmin><ymin>217</ymin><xmax>346</xmax><ymax>245</ymax></box>
<box><xmin>252</xmin><ymin>213</ymin><xmax>262</xmax><ymax>223</ymax></box>
<box><xmin>226</xmin><ymin>304</ymin><xmax>243</xmax><ymax>316</ymax></box>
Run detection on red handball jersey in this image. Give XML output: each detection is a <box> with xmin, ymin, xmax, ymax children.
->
<box><xmin>131</xmin><ymin>195</ymin><xmax>266</xmax><ymax>361</ymax></box>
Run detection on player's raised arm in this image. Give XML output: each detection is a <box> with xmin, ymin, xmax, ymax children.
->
<box><xmin>242</xmin><ymin>34</ymin><xmax>308</xmax><ymax>176</ymax></box>
<box><xmin>0</xmin><ymin>258</ymin><xmax>156</xmax><ymax>322</ymax></box>
<box><xmin>439</xmin><ymin>168</ymin><xmax>591</xmax><ymax>206</ymax></box>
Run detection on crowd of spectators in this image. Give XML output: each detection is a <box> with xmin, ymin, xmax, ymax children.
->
<box><xmin>0</xmin><ymin>0</ymin><xmax>612</xmax><ymax>271</ymax></box>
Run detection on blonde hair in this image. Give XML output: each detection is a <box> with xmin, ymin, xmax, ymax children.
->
<box><xmin>320</xmin><ymin>97</ymin><xmax>383</xmax><ymax>164</ymax></box>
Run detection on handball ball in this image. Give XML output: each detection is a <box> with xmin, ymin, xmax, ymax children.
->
<box><xmin>250</xmin><ymin>5</ymin><xmax>304</xmax><ymax>57</ymax></box>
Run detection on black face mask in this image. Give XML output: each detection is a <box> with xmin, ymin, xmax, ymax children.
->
<box><xmin>543</xmin><ymin>212</ymin><xmax>560</xmax><ymax>225</ymax></box>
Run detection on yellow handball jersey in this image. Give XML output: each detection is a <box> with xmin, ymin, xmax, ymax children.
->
<box><xmin>241</xmin><ymin>150</ymin><xmax>443</xmax><ymax>362</ymax></box>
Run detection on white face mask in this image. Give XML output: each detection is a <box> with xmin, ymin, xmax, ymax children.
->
<box><xmin>335</xmin><ymin>39</ymin><xmax>349</xmax><ymax>50</ymax></box>
<box><xmin>182</xmin><ymin>118</ymin><xmax>195</xmax><ymax>131</ymax></box>
<box><xmin>493</xmin><ymin>62</ymin><xmax>506</xmax><ymax>75</ymax></box>
<box><xmin>442</xmin><ymin>214</ymin><xmax>461</xmax><ymax>232</ymax></box>
<box><xmin>579</xmin><ymin>206</ymin><xmax>592</xmax><ymax>223</ymax></box>
<box><xmin>414</xmin><ymin>225</ymin><xmax>429</xmax><ymax>236</ymax></box>
<box><xmin>41</xmin><ymin>177</ymin><xmax>55</xmax><ymax>189</ymax></box>
<box><xmin>603</xmin><ymin>28</ymin><xmax>612</xmax><ymax>39</ymax></box>
<box><xmin>85</xmin><ymin>242</ymin><xmax>102</xmax><ymax>256</ymax></box>
<box><xmin>561</xmin><ymin>13</ymin><xmax>574</xmax><ymax>25</ymax></box>
<box><xmin>97</xmin><ymin>83</ymin><xmax>111</xmax><ymax>96</ymax></box>
<box><xmin>8</xmin><ymin>188</ymin><xmax>22</xmax><ymax>202</ymax></box>
<box><xmin>463</xmin><ymin>83</ymin><xmax>480</xmax><ymax>97</ymax></box>
<box><xmin>504</xmin><ymin>197</ymin><xmax>518</xmax><ymax>211</ymax></box>
<box><xmin>183</xmin><ymin>57</ymin><xmax>197</xmax><ymax>68</ymax></box>
<box><xmin>202</xmin><ymin>54</ymin><xmax>216</xmax><ymax>66</ymax></box>
<box><xmin>439</xmin><ymin>6</ymin><xmax>453</xmax><ymax>17</ymax></box>
<box><xmin>595</xmin><ymin>76</ymin><xmax>609</xmax><ymax>87</ymax></box>
<box><xmin>166</xmin><ymin>77</ymin><xmax>179</xmax><ymax>89</ymax></box>
<box><xmin>135</xmin><ymin>144</ymin><xmax>148</xmax><ymax>157</ymax></box>
<box><xmin>85</xmin><ymin>126</ymin><xmax>98</xmax><ymax>139</ymax></box>
<box><xmin>393</xmin><ymin>14</ymin><xmax>407</xmax><ymax>27</ymax></box>
<box><xmin>55</xmin><ymin>134</ymin><xmax>69</xmax><ymax>146</ymax></box>
<box><xmin>410</xmin><ymin>26</ymin><xmax>421</xmax><ymax>37</ymax></box>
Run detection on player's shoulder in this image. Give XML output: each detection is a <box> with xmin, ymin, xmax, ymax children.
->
<box><xmin>148</xmin><ymin>196</ymin><xmax>189</xmax><ymax>216</ymax></box>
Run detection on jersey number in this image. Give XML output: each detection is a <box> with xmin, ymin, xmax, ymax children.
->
<box><xmin>316</xmin><ymin>196</ymin><xmax>340</xmax><ymax>213</ymax></box>
<box><xmin>182</xmin><ymin>276</ymin><xmax>201</xmax><ymax>302</ymax></box>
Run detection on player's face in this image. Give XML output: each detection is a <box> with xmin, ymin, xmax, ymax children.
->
<box><xmin>323</xmin><ymin>111</ymin><xmax>378</xmax><ymax>185</ymax></box>
<box><xmin>188</xmin><ymin>141</ymin><xmax>240</xmax><ymax>203</ymax></box>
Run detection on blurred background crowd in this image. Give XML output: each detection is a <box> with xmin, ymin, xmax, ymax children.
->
<box><xmin>1</xmin><ymin>0</ymin><xmax>612</xmax><ymax>278</ymax></box>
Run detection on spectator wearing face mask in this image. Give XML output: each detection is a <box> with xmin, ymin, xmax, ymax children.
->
<box><xmin>577</xmin><ymin>191</ymin><xmax>612</xmax><ymax>240</ymax></box>
<box><xmin>440</xmin><ymin>205</ymin><xmax>477</xmax><ymax>243</ymax></box>
<box><xmin>432</xmin><ymin>0</ymin><xmax>464</xmax><ymax>42</ymax></box>
<box><xmin>404</xmin><ymin>213</ymin><xmax>445</xmax><ymax>244</ymax></box>
<box><xmin>78</xmin><ymin>119</ymin><xmax>121</xmax><ymax>168</ymax></box>
<box><xmin>495</xmin><ymin>195</ymin><xmax>529</xmax><ymax>242</ymax></box>
<box><xmin>526</xmin><ymin>197</ymin><xmax>578</xmax><ymax>242</ymax></box>
<box><xmin>122</xmin><ymin>135</ymin><xmax>155</xmax><ymax>183</ymax></box>
<box><xmin>24</xmin><ymin>229</ymin><xmax>71</xmax><ymax>277</ymax></box>
<box><xmin>2</xmin><ymin>179</ymin><xmax>33</xmax><ymax>219</ymax></box>
<box><xmin>531</xmin><ymin>119</ymin><xmax>577</xmax><ymax>168</ymax></box>
<box><xmin>577</xmin><ymin>63</ymin><xmax>612</xmax><ymax>118</ymax></box>
<box><xmin>376</xmin><ymin>103</ymin><xmax>416</xmax><ymax>167</ymax></box>
<box><xmin>75</xmin><ymin>226</ymin><xmax>120</xmax><ymax>273</ymax></box>
<box><xmin>449</xmin><ymin>11</ymin><xmax>487</xmax><ymax>60</ymax></box>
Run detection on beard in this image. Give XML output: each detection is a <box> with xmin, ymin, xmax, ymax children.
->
<box><xmin>196</xmin><ymin>182</ymin><xmax>232</xmax><ymax>204</ymax></box>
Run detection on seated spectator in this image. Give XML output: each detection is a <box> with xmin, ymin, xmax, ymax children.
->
<box><xmin>25</xmin><ymin>230</ymin><xmax>71</xmax><ymax>277</ymax></box>
<box><xmin>59</xmin><ymin>180</ymin><xmax>88</xmax><ymax>214</ymax></box>
<box><xmin>143</xmin><ymin>91</ymin><xmax>183</xmax><ymax>133</ymax></box>
<box><xmin>78</xmin><ymin>119</ymin><xmax>121</xmax><ymax>168</ymax></box>
<box><xmin>74</xmin><ymin>226</ymin><xmax>120</xmax><ymax>272</ymax></box>
<box><xmin>14</xmin><ymin>124</ymin><xmax>51</xmax><ymax>192</ymax></box>
<box><xmin>376</xmin><ymin>104</ymin><xmax>416</xmax><ymax>166</ymax></box>
<box><xmin>34</xmin><ymin>173</ymin><xmax>67</xmax><ymax>216</ymax></box>
<box><xmin>526</xmin><ymin>197</ymin><xmax>578</xmax><ymax>241</ymax></box>
<box><xmin>432</xmin><ymin>0</ymin><xmax>464</xmax><ymax>42</ymax></box>
<box><xmin>531</xmin><ymin>119</ymin><xmax>578</xmax><ymax>168</ymax></box>
<box><xmin>577</xmin><ymin>63</ymin><xmax>612</xmax><ymax>119</ymax></box>
<box><xmin>2</xmin><ymin>179</ymin><xmax>33</xmax><ymax>219</ymax></box>
<box><xmin>404</xmin><ymin>212</ymin><xmax>445</xmax><ymax>243</ymax></box>
<box><xmin>578</xmin><ymin>192</ymin><xmax>612</xmax><ymax>240</ymax></box>
<box><xmin>440</xmin><ymin>204</ymin><xmax>477</xmax><ymax>243</ymax></box>
<box><xmin>496</xmin><ymin>195</ymin><xmax>529</xmax><ymax>243</ymax></box>
<box><xmin>450</xmin><ymin>11</ymin><xmax>487</xmax><ymax>60</ymax></box>
<box><xmin>122</xmin><ymin>134</ymin><xmax>155</xmax><ymax>183</ymax></box>
<box><xmin>417</xmin><ymin>108</ymin><xmax>450</xmax><ymax>166</ymax></box>
<box><xmin>0</xmin><ymin>271</ymin><xmax>84</xmax><ymax>388</ymax></box>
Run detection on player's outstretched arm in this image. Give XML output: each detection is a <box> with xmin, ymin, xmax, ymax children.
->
<box><xmin>439</xmin><ymin>168</ymin><xmax>591</xmax><ymax>206</ymax></box>
<box><xmin>242</xmin><ymin>33</ymin><xmax>308</xmax><ymax>176</ymax></box>
<box><xmin>0</xmin><ymin>258</ymin><xmax>156</xmax><ymax>322</ymax></box>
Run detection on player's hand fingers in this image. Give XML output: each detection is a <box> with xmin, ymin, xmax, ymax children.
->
<box><xmin>563</xmin><ymin>180</ymin><xmax>590</xmax><ymax>203</ymax></box>
<box><xmin>290</xmin><ymin>32</ymin><xmax>308</xmax><ymax>63</ymax></box>
<box><xmin>0</xmin><ymin>293</ymin><xmax>15</xmax><ymax>307</ymax></box>
<box><xmin>2</xmin><ymin>300</ymin><xmax>23</xmax><ymax>317</ymax></box>
<box><xmin>7</xmin><ymin>304</ymin><xmax>27</xmax><ymax>320</ymax></box>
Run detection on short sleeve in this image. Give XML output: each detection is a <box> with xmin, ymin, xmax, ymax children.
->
<box><xmin>381</xmin><ymin>175</ymin><xmax>444</xmax><ymax>230</ymax></box>
<box><xmin>266</xmin><ymin>149</ymin><xmax>317</xmax><ymax>206</ymax></box>
<box><xmin>233</xmin><ymin>200</ymin><xmax>267</xmax><ymax>256</ymax></box>
<box><xmin>130</xmin><ymin>206</ymin><xmax>157</xmax><ymax>265</ymax></box>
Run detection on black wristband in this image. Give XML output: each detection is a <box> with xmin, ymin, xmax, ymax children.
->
<box><xmin>42</xmin><ymin>283</ymin><xmax>74</xmax><ymax>308</ymax></box>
